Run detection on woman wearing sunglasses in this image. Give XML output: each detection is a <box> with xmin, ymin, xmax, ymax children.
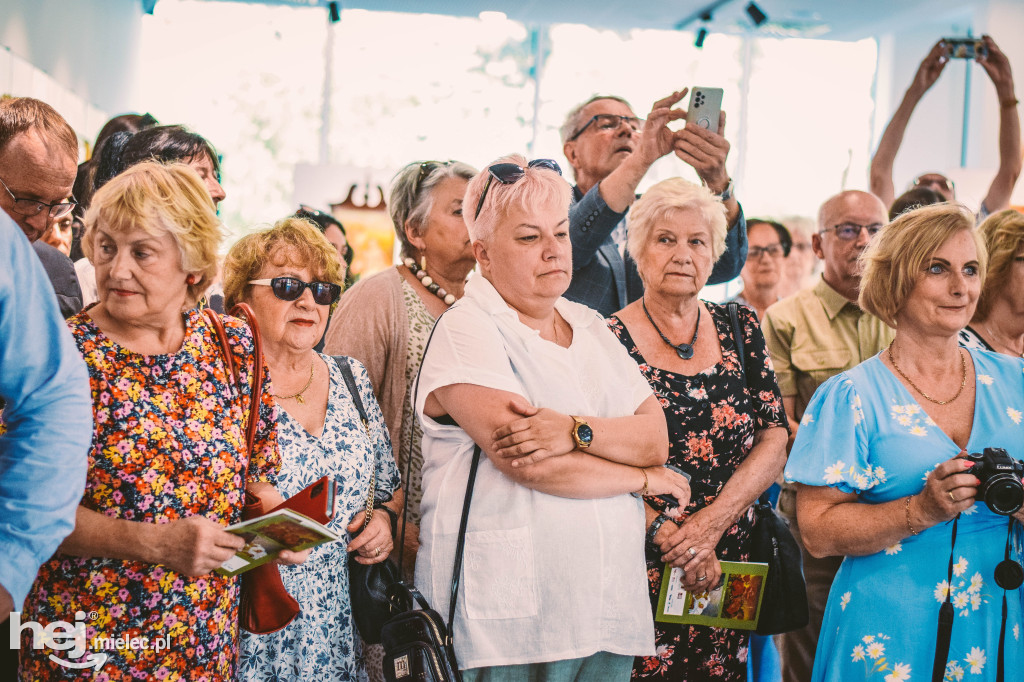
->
<box><xmin>223</xmin><ymin>217</ymin><xmax>402</xmax><ymax>681</ymax></box>
<box><xmin>17</xmin><ymin>162</ymin><xmax>302</xmax><ymax>681</ymax></box>
<box><xmin>323</xmin><ymin>159</ymin><xmax>476</xmax><ymax>580</ymax></box>
<box><xmin>415</xmin><ymin>154</ymin><xmax>690</xmax><ymax>681</ymax></box>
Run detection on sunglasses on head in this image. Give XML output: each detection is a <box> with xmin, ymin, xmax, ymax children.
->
<box><xmin>249</xmin><ymin>277</ymin><xmax>341</xmax><ymax>306</ymax></box>
<box><xmin>473</xmin><ymin>159</ymin><xmax>562</xmax><ymax>220</ymax></box>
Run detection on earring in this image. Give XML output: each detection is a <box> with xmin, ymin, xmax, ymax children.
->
<box><xmin>420</xmin><ymin>255</ymin><xmax>427</xmax><ymax>271</ymax></box>
<box><xmin>186</xmin><ymin>274</ymin><xmax>197</xmax><ymax>285</ymax></box>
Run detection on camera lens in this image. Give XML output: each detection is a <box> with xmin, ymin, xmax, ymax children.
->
<box><xmin>983</xmin><ymin>475</ymin><xmax>1024</xmax><ymax>515</ymax></box>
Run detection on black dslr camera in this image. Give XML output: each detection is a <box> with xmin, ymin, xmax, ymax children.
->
<box><xmin>964</xmin><ymin>447</ymin><xmax>1024</xmax><ymax>515</ymax></box>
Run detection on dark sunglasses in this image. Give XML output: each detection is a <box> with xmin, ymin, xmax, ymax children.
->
<box><xmin>249</xmin><ymin>277</ymin><xmax>341</xmax><ymax>306</ymax></box>
<box><xmin>414</xmin><ymin>160</ymin><xmax>456</xmax><ymax>195</ymax></box>
<box><xmin>474</xmin><ymin>159</ymin><xmax>562</xmax><ymax>220</ymax></box>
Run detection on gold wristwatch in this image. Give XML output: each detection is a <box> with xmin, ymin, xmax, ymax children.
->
<box><xmin>570</xmin><ymin>415</ymin><xmax>593</xmax><ymax>449</ymax></box>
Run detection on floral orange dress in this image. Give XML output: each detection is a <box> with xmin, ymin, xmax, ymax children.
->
<box><xmin>19</xmin><ymin>307</ymin><xmax>280</xmax><ymax>681</ymax></box>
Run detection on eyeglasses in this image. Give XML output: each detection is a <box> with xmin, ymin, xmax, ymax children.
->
<box><xmin>749</xmin><ymin>244</ymin><xmax>785</xmax><ymax>259</ymax></box>
<box><xmin>913</xmin><ymin>175</ymin><xmax>954</xmax><ymax>193</ymax></box>
<box><xmin>414</xmin><ymin>160</ymin><xmax>455</xmax><ymax>195</ymax></box>
<box><xmin>0</xmin><ymin>175</ymin><xmax>77</xmax><ymax>221</ymax></box>
<box><xmin>474</xmin><ymin>159</ymin><xmax>562</xmax><ymax>220</ymax></box>
<box><xmin>822</xmin><ymin>222</ymin><xmax>884</xmax><ymax>241</ymax></box>
<box><xmin>249</xmin><ymin>277</ymin><xmax>342</xmax><ymax>306</ymax></box>
<box><xmin>568</xmin><ymin>114</ymin><xmax>644</xmax><ymax>142</ymax></box>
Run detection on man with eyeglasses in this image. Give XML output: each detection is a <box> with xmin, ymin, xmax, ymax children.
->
<box><xmin>870</xmin><ymin>35</ymin><xmax>1020</xmax><ymax>218</ymax></box>
<box><xmin>0</xmin><ymin>97</ymin><xmax>82</xmax><ymax>317</ymax></box>
<box><xmin>560</xmin><ymin>90</ymin><xmax>747</xmax><ymax>317</ymax></box>
<box><xmin>761</xmin><ymin>190</ymin><xmax>895</xmax><ymax>682</ymax></box>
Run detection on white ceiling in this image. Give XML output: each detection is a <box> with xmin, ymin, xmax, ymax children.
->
<box><xmin>326</xmin><ymin>0</ymin><xmax>976</xmax><ymax>41</ymax></box>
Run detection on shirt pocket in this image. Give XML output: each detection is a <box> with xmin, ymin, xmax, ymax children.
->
<box><xmin>463</xmin><ymin>526</ymin><xmax>538</xmax><ymax>620</ymax></box>
<box><xmin>791</xmin><ymin>348</ymin><xmax>851</xmax><ymax>387</ymax></box>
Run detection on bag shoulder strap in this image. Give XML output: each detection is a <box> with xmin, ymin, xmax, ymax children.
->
<box><xmin>333</xmin><ymin>355</ymin><xmax>377</xmax><ymax>530</ymax></box>
<box><xmin>727</xmin><ymin>301</ymin><xmax>746</xmax><ymax>386</ymax></box>
<box><xmin>408</xmin><ymin>310</ymin><xmax>483</xmax><ymax>642</ymax></box>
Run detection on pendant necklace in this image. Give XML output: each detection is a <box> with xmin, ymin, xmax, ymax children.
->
<box><xmin>277</xmin><ymin>361</ymin><xmax>315</xmax><ymax>404</ymax></box>
<box><xmin>643</xmin><ymin>298</ymin><xmax>700</xmax><ymax>360</ymax></box>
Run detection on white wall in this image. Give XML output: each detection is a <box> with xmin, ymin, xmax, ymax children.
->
<box><xmin>0</xmin><ymin>0</ymin><xmax>143</xmax><ymax>143</ymax></box>
<box><xmin>872</xmin><ymin>0</ymin><xmax>1024</xmax><ymax>208</ymax></box>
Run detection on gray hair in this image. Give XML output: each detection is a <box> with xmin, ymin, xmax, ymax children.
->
<box><xmin>559</xmin><ymin>94</ymin><xmax>633</xmax><ymax>146</ymax></box>
<box><xmin>388</xmin><ymin>160</ymin><xmax>477</xmax><ymax>257</ymax></box>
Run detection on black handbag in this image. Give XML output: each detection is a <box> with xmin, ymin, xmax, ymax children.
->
<box><xmin>335</xmin><ymin>355</ymin><xmax>403</xmax><ymax>645</ymax></box>
<box><xmin>379</xmin><ymin>310</ymin><xmax>478</xmax><ymax>682</ymax></box>
<box><xmin>727</xmin><ymin>302</ymin><xmax>809</xmax><ymax>635</ymax></box>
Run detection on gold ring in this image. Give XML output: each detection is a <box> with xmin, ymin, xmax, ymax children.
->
<box><xmin>948</xmin><ymin>491</ymin><xmax>957</xmax><ymax>503</ymax></box>
<box><xmin>374</xmin><ymin>547</ymin><xmax>381</xmax><ymax>557</ymax></box>
<box><xmin>688</xmin><ymin>547</ymin><xmax>697</xmax><ymax>557</ymax></box>
<box><xmin>697</xmin><ymin>575</ymin><xmax>707</xmax><ymax>582</ymax></box>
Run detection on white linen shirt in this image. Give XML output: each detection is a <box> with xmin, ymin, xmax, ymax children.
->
<box><xmin>413</xmin><ymin>275</ymin><xmax>657</xmax><ymax>670</ymax></box>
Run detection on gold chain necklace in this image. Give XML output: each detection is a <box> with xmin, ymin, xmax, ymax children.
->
<box><xmin>887</xmin><ymin>342</ymin><xmax>967</xmax><ymax>405</ymax></box>
<box><xmin>277</xmin><ymin>361</ymin><xmax>315</xmax><ymax>404</ymax></box>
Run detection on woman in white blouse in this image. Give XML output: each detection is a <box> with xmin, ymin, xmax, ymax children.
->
<box><xmin>414</xmin><ymin>154</ymin><xmax>691</xmax><ymax>681</ymax></box>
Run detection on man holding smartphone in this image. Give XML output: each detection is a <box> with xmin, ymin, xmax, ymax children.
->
<box><xmin>560</xmin><ymin>89</ymin><xmax>747</xmax><ymax>316</ymax></box>
<box><xmin>870</xmin><ymin>35</ymin><xmax>1020</xmax><ymax>218</ymax></box>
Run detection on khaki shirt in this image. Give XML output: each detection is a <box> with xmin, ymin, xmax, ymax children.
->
<box><xmin>762</xmin><ymin>277</ymin><xmax>895</xmax><ymax>424</ymax></box>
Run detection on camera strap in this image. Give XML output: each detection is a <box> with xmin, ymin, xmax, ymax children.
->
<box><xmin>931</xmin><ymin>515</ymin><xmax>958</xmax><ymax>682</ymax></box>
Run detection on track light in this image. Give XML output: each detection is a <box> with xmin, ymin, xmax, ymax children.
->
<box><xmin>695</xmin><ymin>27</ymin><xmax>708</xmax><ymax>49</ymax></box>
<box><xmin>328</xmin><ymin>1</ymin><xmax>341</xmax><ymax>23</ymax></box>
<box><xmin>746</xmin><ymin>2</ymin><xmax>767</xmax><ymax>27</ymax></box>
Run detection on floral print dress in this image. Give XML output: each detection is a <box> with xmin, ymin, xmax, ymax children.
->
<box><xmin>238</xmin><ymin>355</ymin><xmax>400</xmax><ymax>681</ymax></box>
<box><xmin>20</xmin><ymin>307</ymin><xmax>279</xmax><ymax>681</ymax></box>
<box><xmin>784</xmin><ymin>349</ymin><xmax>1024</xmax><ymax>682</ymax></box>
<box><xmin>608</xmin><ymin>302</ymin><xmax>788</xmax><ymax>681</ymax></box>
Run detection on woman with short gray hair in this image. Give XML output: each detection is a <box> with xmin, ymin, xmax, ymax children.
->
<box><xmin>324</xmin><ymin>159</ymin><xmax>476</xmax><ymax>577</ymax></box>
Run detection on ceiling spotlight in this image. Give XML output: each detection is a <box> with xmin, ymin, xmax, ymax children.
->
<box><xmin>695</xmin><ymin>27</ymin><xmax>708</xmax><ymax>49</ymax></box>
<box><xmin>746</xmin><ymin>2</ymin><xmax>768</xmax><ymax>26</ymax></box>
<box><xmin>328</xmin><ymin>1</ymin><xmax>341</xmax><ymax>23</ymax></box>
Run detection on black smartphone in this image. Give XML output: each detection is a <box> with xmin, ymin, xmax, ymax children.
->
<box><xmin>942</xmin><ymin>37</ymin><xmax>987</xmax><ymax>60</ymax></box>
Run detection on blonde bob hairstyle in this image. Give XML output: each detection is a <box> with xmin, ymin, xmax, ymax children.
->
<box><xmin>627</xmin><ymin>178</ymin><xmax>728</xmax><ymax>285</ymax></box>
<box><xmin>859</xmin><ymin>203</ymin><xmax>987</xmax><ymax>328</ymax></box>
<box><xmin>82</xmin><ymin>161</ymin><xmax>222</xmax><ymax>308</ymax></box>
<box><xmin>222</xmin><ymin>216</ymin><xmax>344</xmax><ymax>311</ymax></box>
<box><xmin>973</xmin><ymin>209</ymin><xmax>1024</xmax><ymax>321</ymax></box>
<box><xmin>462</xmin><ymin>153</ymin><xmax>572</xmax><ymax>244</ymax></box>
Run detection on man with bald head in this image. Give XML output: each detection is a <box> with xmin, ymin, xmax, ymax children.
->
<box><xmin>0</xmin><ymin>97</ymin><xmax>82</xmax><ymax>316</ymax></box>
<box><xmin>761</xmin><ymin>190</ymin><xmax>896</xmax><ymax>682</ymax></box>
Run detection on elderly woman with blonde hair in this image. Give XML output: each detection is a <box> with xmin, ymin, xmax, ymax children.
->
<box><xmin>224</xmin><ymin>217</ymin><xmax>402</xmax><ymax>681</ymax></box>
<box><xmin>785</xmin><ymin>203</ymin><xmax>1024</xmax><ymax>682</ymax></box>
<box><xmin>415</xmin><ymin>154</ymin><xmax>691</xmax><ymax>681</ymax></box>
<box><xmin>604</xmin><ymin>178</ymin><xmax>789</xmax><ymax>680</ymax></box>
<box><xmin>958</xmin><ymin>208</ymin><xmax>1024</xmax><ymax>357</ymax></box>
<box><xmin>18</xmin><ymin>162</ymin><xmax>297</xmax><ymax>681</ymax></box>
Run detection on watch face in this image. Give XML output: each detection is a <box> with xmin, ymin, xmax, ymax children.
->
<box><xmin>576</xmin><ymin>423</ymin><xmax>594</xmax><ymax>445</ymax></box>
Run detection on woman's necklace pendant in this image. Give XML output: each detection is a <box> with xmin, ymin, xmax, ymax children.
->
<box><xmin>676</xmin><ymin>345</ymin><xmax>694</xmax><ymax>360</ymax></box>
<box><xmin>295</xmin><ymin>395</ymin><xmax>305</xmax><ymax>405</ymax></box>
<box><xmin>643</xmin><ymin>297</ymin><xmax>701</xmax><ymax>362</ymax></box>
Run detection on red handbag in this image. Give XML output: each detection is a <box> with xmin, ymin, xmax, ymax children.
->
<box><xmin>203</xmin><ymin>304</ymin><xmax>300</xmax><ymax>634</ymax></box>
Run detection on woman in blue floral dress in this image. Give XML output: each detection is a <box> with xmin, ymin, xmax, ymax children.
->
<box><xmin>786</xmin><ymin>204</ymin><xmax>1024</xmax><ymax>682</ymax></box>
<box><xmin>227</xmin><ymin>218</ymin><xmax>402</xmax><ymax>681</ymax></box>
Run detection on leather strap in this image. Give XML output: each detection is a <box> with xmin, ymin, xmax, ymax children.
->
<box><xmin>334</xmin><ymin>356</ymin><xmax>378</xmax><ymax>530</ymax></box>
<box><xmin>727</xmin><ymin>301</ymin><xmax>745</xmax><ymax>385</ymax></box>
<box><xmin>203</xmin><ymin>306</ymin><xmax>263</xmax><ymax>453</ymax></box>
<box><xmin>932</xmin><ymin>516</ymin><xmax>958</xmax><ymax>682</ymax></box>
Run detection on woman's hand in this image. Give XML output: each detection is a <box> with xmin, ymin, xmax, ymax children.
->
<box><xmin>645</xmin><ymin>467</ymin><xmax>692</xmax><ymax>507</ymax></box>
<box><xmin>658</xmin><ymin>506</ymin><xmax>729</xmax><ymax>592</ymax></box>
<box><xmin>347</xmin><ymin>510</ymin><xmax>394</xmax><ymax>565</ymax></box>
<box><xmin>491</xmin><ymin>397</ymin><xmax>575</xmax><ymax>467</ymax></box>
<box><xmin>151</xmin><ymin>516</ymin><xmax>246</xmax><ymax>576</ymax></box>
<box><xmin>910</xmin><ymin>40</ymin><xmax>949</xmax><ymax>96</ymax></box>
<box><xmin>913</xmin><ymin>454</ymin><xmax>980</xmax><ymax>526</ymax></box>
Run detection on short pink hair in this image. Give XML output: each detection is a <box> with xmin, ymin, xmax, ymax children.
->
<box><xmin>463</xmin><ymin>153</ymin><xmax>571</xmax><ymax>242</ymax></box>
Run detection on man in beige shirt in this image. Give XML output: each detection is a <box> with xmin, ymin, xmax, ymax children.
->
<box><xmin>762</xmin><ymin>190</ymin><xmax>894</xmax><ymax>682</ymax></box>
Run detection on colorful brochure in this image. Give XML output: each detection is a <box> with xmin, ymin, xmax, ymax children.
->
<box><xmin>216</xmin><ymin>508</ymin><xmax>339</xmax><ymax>577</ymax></box>
<box><xmin>655</xmin><ymin>560</ymin><xmax>769</xmax><ymax>630</ymax></box>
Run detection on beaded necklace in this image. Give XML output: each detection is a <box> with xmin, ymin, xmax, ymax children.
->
<box><xmin>404</xmin><ymin>257</ymin><xmax>457</xmax><ymax>306</ymax></box>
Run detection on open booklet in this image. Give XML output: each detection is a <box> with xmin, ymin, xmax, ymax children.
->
<box><xmin>655</xmin><ymin>560</ymin><xmax>769</xmax><ymax>630</ymax></box>
<box><xmin>215</xmin><ymin>508</ymin><xmax>340</xmax><ymax>577</ymax></box>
